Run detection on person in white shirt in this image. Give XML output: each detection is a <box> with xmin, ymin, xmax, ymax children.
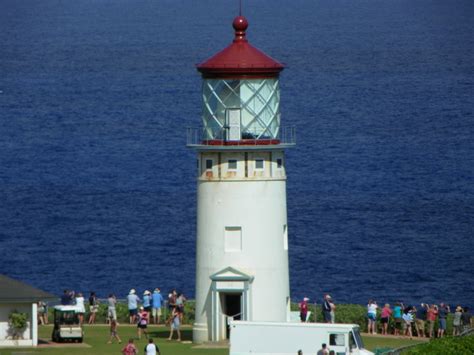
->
<box><xmin>144</xmin><ymin>338</ymin><xmax>160</xmax><ymax>355</ymax></box>
<box><xmin>367</xmin><ymin>300</ymin><xmax>378</xmax><ymax>334</ymax></box>
<box><xmin>75</xmin><ymin>293</ymin><xmax>85</xmax><ymax>326</ymax></box>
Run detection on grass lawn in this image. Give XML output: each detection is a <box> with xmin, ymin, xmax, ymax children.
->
<box><xmin>0</xmin><ymin>325</ymin><xmax>425</xmax><ymax>354</ymax></box>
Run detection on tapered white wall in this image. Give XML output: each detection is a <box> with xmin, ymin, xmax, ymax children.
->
<box><xmin>193</xmin><ymin>150</ymin><xmax>290</xmax><ymax>342</ymax></box>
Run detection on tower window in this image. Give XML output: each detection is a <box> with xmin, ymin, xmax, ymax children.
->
<box><xmin>277</xmin><ymin>158</ymin><xmax>283</xmax><ymax>168</ymax></box>
<box><xmin>228</xmin><ymin>159</ymin><xmax>237</xmax><ymax>170</ymax></box>
<box><xmin>255</xmin><ymin>159</ymin><xmax>264</xmax><ymax>170</ymax></box>
<box><xmin>225</xmin><ymin>226</ymin><xmax>242</xmax><ymax>252</ymax></box>
<box><xmin>205</xmin><ymin>159</ymin><xmax>213</xmax><ymax>170</ymax></box>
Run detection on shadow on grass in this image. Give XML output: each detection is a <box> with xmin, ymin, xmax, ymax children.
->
<box><xmin>147</xmin><ymin>329</ymin><xmax>193</xmax><ymax>341</ymax></box>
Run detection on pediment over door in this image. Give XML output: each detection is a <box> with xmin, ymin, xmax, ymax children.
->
<box><xmin>210</xmin><ymin>266</ymin><xmax>254</xmax><ymax>282</ymax></box>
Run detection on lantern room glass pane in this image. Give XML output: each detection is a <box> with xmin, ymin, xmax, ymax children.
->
<box><xmin>202</xmin><ymin>78</ymin><xmax>280</xmax><ymax>140</ymax></box>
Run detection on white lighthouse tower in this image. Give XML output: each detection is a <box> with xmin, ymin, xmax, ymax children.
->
<box><xmin>188</xmin><ymin>15</ymin><xmax>295</xmax><ymax>343</ymax></box>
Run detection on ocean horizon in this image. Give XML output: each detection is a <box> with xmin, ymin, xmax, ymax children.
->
<box><xmin>1</xmin><ymin>0</ymin><xmax>473</xmax><ymax>307</ymax></box>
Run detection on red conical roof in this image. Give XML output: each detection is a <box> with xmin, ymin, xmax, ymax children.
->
<box><xmin>197</xmin><ymin>16</ymin><xmax>284</xmax><ymax>78</ymax></box>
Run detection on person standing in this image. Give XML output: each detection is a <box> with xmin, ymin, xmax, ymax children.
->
<box><xmin>75</xmin><ymin>292</ymin><xmax>85</xmax><ymax>326</ymax></box>
<box><xmin>88</xmin><ymin>292</ymin><xmax>99</xmax><ymax>324</ymax></box>
<box><xmin>152</xmin><ymin>288</ymin><xmax>164</xmax><ymax>324</ymax></box>
<box><xmin>402</xmin><ymin>306</ymin><xmax>414</xmax><ymax>338</ymax></box>
<box><xmin>143</xmin><ymin>290</ymin><xmax>152</xmax><ymax>322</ymax></box>
<box><xmin>461</xmin><ymin>307</ymin><xmax>471</xmax><ymax>332</ymax></box>
<box><xmin>107</xmin><ymin>294</ymin><xmax>117</xmax><ymax>322</ymax></box>
<box><xmin>322</xmin><ymin>295</ymin><xmax>332</xmax><ymax>323</ymax></box>
<box><xmin>415</xmin><ymin>303</ymin><xmax>428</xmax><ymax>338</ymax></box>
<box><xmin>393</xmin><ymin>302</ymin><xmax>403</xmax><ymax>336</ymax></box>
<box><xmin>437</xmin><ymin>303</ymin><xmax>450</xmax><ymax>338</ymax></box>
<box><xmin>144</xmin><ymin>338</ymin><xmax>161</xmax><ymax>355</ymax></box>
<box><xmin>453</xmin><ymin>306</ymin><xmax>463</xmax><ymax>336</ymax></box>
<box><xmin>38</xmin><ymin>301</ymin><xmax>48</xmax><ymax>325</ymax></box>
<box><xmin>317</xmin><ymin>343</ymin><xmax>330</xmax><ymax>355</ymax></box>
<box><xmin>122</xmin><ymin>338</ymin><xmax>138</xmax><ymax>355</ymax></box>
<box><xmin>299</xmin><ymin>297</ymin><xmax>309</xmax><ymax>322</ymax></box>
<box><xmin>107</xmin><ymin>318</ymin><xmax>122</xmax><ymax>344</ymax></box>
<box><xmin>127</xmin><ymin>289</ymin><xmax>141</xmax><ymax>324</ymax></box>
<box><xmin>137</xmin><ymin>307</ymin><xmax>149</xmax><ymax>340</ymax></box>
<box><xmin>426</xmin><ymin>304</ymin><xmax>438</xmax><ymax>338</ymax></box>
<box><xmin>380</xmin><ymin>304</ymin><xmax>392</xmax><ymax>335</ymax></box>
<box><xmin>61</xmin><ymin>290</ymin><xmax>74</xmax><ymax>305</ymax></box>
<box><xmin>367</xmin><ymin>300</ymin><xmax>378</xmax><ymax>334</ymax></box>
<box><xmin>176</xmin><ymin>293</ymin><xmax>186</xmax><ymax>321</ymax></box>
<box><xmin>168</xmin><ymin>307</ymin><xmax>181</xmax><ymax>341</ymax></box>
<box><xmin>329</xmin><ymin>297</ymin><xmax>336</xmax><ymax>324</ymax></box>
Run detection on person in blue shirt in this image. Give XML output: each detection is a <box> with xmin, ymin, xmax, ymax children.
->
<box><xmin>151</xmin><ymin>288</ymin><xmax>164</xmax><ymax>324</ymax></box>
<box><xmin>143</xmin><ymin>291</ymin><xmax>151</xmax><ymax>310</ymax></box>
<box><xmin>127</xmin><ymin>289</ymin><xmax>141</xmax><ymax>324</ymax></box>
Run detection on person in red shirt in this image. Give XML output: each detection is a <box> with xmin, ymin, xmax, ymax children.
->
<box><xmin>380</xmin><ymin>304</ymin><xmax>393</xmax><ymax>335</ymax></box>
<box><xmin>122</xmin><ymin>338</ymin><xmax>138</xmax><ymax>355</ymax></box>
<box><xmin>299</xmin><ymin>297</ymin><xmax>309</xmax><ymax>322</ymax></box>
<box><xmin>137</xmin><ymin>307</ymin><xmax>149</xmax><ymax>340</ymax></box>
<box><xmin>426</xmin><ymin>304</ymin><xmax>438</xmax><ymax>338</ymax></box>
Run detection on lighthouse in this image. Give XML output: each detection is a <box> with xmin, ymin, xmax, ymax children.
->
<box><xmin>188</xmin><ymin>15</ymin><xmax>295</xmax><ymax>343</ymax></box>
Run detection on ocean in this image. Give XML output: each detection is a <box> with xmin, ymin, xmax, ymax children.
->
<box><xmin>1</xmin><ymin>0</ymin><xmax>473</xmax><ymax>307</ymax></box>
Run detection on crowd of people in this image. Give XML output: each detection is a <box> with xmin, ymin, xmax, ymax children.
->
<box><xmin>52</xmin><ymin>287</ymin><xmax>187</xmax><ymax>349</ymax></box>
<box><xmin>299</xmin><ymin>295</ymin><xmax>472</xmax><ymax>338</ymax></box>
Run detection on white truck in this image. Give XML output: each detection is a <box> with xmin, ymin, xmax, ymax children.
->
<box><xmin>229</xmin><ymin>321</ymin><xmax>374</xmax><ymax>355</ymax></box>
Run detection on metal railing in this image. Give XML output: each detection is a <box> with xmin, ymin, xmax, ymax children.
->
<box><xmin>186</xmin><ymin>126</ymin><xmax>296</xmax><ymax>146</ymax></box>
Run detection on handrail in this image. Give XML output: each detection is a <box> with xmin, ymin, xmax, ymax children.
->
<box><xmin>186</xmin><ymin>126</ymin><xmax>296</xmax><ymax>146</ymax></box>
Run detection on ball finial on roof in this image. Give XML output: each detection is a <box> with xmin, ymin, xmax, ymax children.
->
<box><xmin>233</xmin><ymin>16</ymin><xmax>248</xmax><ymax>41</ymax></box>
<box><xmin>233</xmin><ymin>16</ymin><xmax>248</xmax><ymax>31</ymax></box>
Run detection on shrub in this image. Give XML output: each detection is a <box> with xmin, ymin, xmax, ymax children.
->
<box><xmin>402</xmin><ymin>335</ymin><xmax>474</xmax><ymax>354</ymax></box>
<box><xmin>8</xmin><ymin>311</ymin><xmax>28</xmax><ymax>339</ymax></box>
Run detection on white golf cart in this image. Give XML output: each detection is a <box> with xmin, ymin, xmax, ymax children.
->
<box><xmin>51</xmin><ymin>305</ymin><xmax>83</xmax><ymax>343</ymax></box>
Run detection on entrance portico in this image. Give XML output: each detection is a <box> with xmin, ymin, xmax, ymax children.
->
<box><xmin>210</xmin><ymin>267</ymin><xmax>253</xmax><ymax>341</ymax></box>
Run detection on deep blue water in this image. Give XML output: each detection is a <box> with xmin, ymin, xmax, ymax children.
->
<box><xmin>1</xmin><ymin>0</ymin><xmax>473</xmax><ymax>307</ymax></box>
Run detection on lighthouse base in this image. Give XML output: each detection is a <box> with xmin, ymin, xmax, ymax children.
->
<box><xmin>192</xmin><ymin>322</ymin><xmax>209</xmax><ymax>344</ymax></box>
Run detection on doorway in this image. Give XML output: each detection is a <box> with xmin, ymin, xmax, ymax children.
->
<box><xmin>226</xmin><ymin>109</ymin><xmax>241</xmax><ymax>141</ymax></box>
<box><xmin>220</xmin><ymin>292</ymin><xmax>242</xmax><ymax>339</ymax></box>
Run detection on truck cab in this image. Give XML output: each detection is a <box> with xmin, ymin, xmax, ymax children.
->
<box><xmin>229</xmin><ymin>320</ymin><xmax>373</xmax><ymax>355</ymax></box>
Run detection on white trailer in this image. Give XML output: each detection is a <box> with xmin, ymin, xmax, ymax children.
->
<box><xmin>229</xmin><ymin>321</ymin><xmax>374</xmax><ymax>355</ymax></box>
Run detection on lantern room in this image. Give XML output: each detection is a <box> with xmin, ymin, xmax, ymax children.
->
<box><xmin>196</xmin><ymin>16</ymin><xmax>285</xmax><ymax>144</ymax></box>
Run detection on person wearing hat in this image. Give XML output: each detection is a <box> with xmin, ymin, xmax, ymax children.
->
<box><xmin>127</xmin><ymin>289</ymin><xmax>141</xmax><ymax>324</ymax></box>
<box><xmin>322</xmin><ymin>295</ymin><xmax>332</xmax><ymax>324</ymax></box>
<box><xmin>299</xmin><ymin>297</ymin><xmax>309</xmax><ymax>322</ymax></box>
<box><xmin>143</xmin><ymin>290</ymin><xmax>152</xmax><ymax>322</ymax></box>
<box><xmin>152</xmin><ymin>288</ymin><xmax>164</xmax><ymax>324</ymax></box>
<box><xmin>453</xmin><ymin>306</ymin><xmax>463</xmax><ymax>336</ymax></box>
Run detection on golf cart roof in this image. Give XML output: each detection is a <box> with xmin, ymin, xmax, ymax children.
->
<box><xmin>54</xmin><ymin>305</ymin><xmax>81</xmax><ymax>312</ymax></box>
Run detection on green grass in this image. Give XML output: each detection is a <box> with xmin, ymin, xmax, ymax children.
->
<box><xmin>401</xmin><ymin>335</ymin><xmax>474</xmax><ymax>355</ymax></box>
<box><xmin>363</xmin><ymin>336</ymin><xmax>425</xmax><ymax>352</ymax></box>
<box><xmin>0</xmin><ymin>325</ymin><xmax>427</xmax><ymax>355</ymax></box>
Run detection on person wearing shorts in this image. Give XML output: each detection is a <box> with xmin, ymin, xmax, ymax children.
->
<box><xmin>152</xmin><ymin>288</ymin><xmax>164</xmax><ymax>324</ymax></box>
<box><xmin>437</xmin><ymin>303</ymin><xmax>450</xmax><ymax>338</ymax></box>
<box><xmin>322</xmin><ymin>295</ymin><xmax>332</xmax><ymax>323</ymax></box>
<box><xmin>127</xmin><ymin>289</ymin><xmax>141</xmax><ymax>324</ymax></box>
<box><xmin>137</xmin><ymin>307</ymin><xmax>149</xmax><ymax>340</ymax></box>
<box><xmin>367</xmin><ymin>300</ymin><xmax>378</xmax><ymax>334</ymax></box>
<box><xmin>168</xmin><ymin>307</ymin><xmax>181</xmax><ymax>341</ymax></box>
<box><xmin>393</xmin><ymin>302</ymin><xmax>403</xmax><ymax>335</ymax></box>
<box><xmin>427</xmin><ymin>304</ymin><xmax>438</xmax><ymax>338</ymax></box>
<box><xmin>415</xmin><ymin>303</ymin><xmax>428</xmax><ymax>338</ymax></box>
<box><xmin>380</xmin><ymin>304</ymin><xmax>392</xmax><ymax>335</ymax></box>
<box><xmin>143</xmin><ymin>290</ymin><xmax>152</xmax><ymax>313</ymax></box>
<box><xmin>108</xmin><ymin>294</ymin><xmax>117</xmax><ymax>321</ymax></box>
